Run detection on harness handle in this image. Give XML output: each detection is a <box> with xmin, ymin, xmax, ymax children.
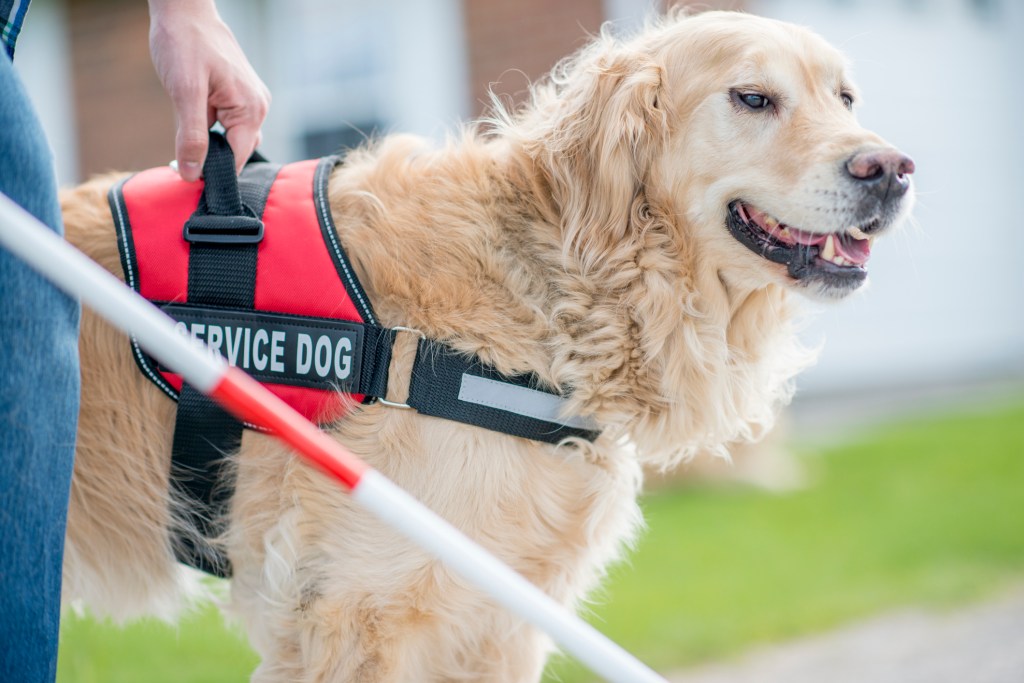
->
<box><xmin>183</xmin><ymin>131</ymin><xmax>264</xmax><ymax>244</ymax></box>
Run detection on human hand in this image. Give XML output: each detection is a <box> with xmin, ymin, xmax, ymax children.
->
<box><xmin>148</xmin><ymin>0</ymin><xmax>270</xmax><ymax>181</ymax></box>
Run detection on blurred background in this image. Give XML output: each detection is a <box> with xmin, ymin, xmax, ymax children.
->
<box><xmin>16</xmin><ymin>0</ymin><xmax>1024</xmax><ymax>401</ymax></box>
<box><xmin>12</xmin><ymin>0</ymin><xmax>1023</xmax><ymax>681</ymax></box>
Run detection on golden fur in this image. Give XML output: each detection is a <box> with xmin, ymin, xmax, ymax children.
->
<box><xmin>61</xmin><ymin>11</ymin><xmax>913</xmax><ymax>681</ymax></box>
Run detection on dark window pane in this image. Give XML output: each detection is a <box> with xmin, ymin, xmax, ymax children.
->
<box><xmin>302</xmin><ymin>123</ymin><xmax>380</xmax><ymax>158</ymax></box>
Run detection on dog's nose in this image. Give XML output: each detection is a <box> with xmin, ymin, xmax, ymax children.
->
<box><xmin>845</xmin><ymin>148</ymin><xmax>915</xmax><ymax>203</ymax></box>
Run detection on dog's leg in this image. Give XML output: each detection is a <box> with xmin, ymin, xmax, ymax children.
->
<box><xmin>63</xmin><ymin>306</ymin><xmax>193</xmax><ymax>620</ymax></box>
<box><xmin>230</xmin><ymin>498</ymin><xmax>596</xmax><ymax>683</ymax></box>
<box><xmin>241</xmin><ymin>583</ymin><xmax>553</xmax><ymax>683</ymax></box>
<box><xmin>59</xmin><ymin>178</ymin><xmax>201</xmax><ymax>620</ymax></box>
<box><xmin>227</xmin><ymin>411</ymin><xmax>642</xmax><ymax>683</ymax></box>
<box><xmin>244</xmin><ymin>600</ymin><xmax>406</xmax><ymax>683</ymax></box>
<box><xmin>228</xmin><ymin>485</ymin><xmax>562</xmax><ymax>682</ymax></box>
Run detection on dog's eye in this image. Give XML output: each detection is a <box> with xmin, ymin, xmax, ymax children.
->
<box><xmin>841</xmin><ymin>92</ymin><xmax>854</xmax><ymax>110</ymax></box>
<box><xmin>736</xmin><ymin>91</ymin><xmax>771</xmax><ymax>111</ymax></box>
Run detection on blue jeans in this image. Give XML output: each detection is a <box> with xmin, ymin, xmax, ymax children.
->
<box><xmin>0</xmin><ymin>51</ymin><xmax>81</xmax><ymax>682</ymax></box>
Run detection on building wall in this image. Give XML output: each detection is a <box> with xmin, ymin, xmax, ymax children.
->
<box><xmin>247</xmin><ymin>0</ymin><xmax>471</xmax><ymax>162</ymax></box>
<box><xmin>14</xmin><ymin>0</ymin><xmax>78</xmax><ymax>184</ymax></box>
<box><xmin>67</xmin><ymin>0</ymin><xmax>176</xmax><ymax>178</ymax></box>
<box><xmin>24</xmin><ymin>0</ymin><xmax>671</xmax><ymax>176</ymax></box>
<box><xmin>463</xmin><ymin>0</ymin><xmax>607</xmax><ymax>117</ymax></box>
<box><xmin>53</xmin><ymin>0</ymin><xmax>636</xmax><ymax>171</ymax></box>
<box><xmin>463</xmin><ymin>0</ymin><xmax>682</xmax><ymax>117</ymax></box>
<box><xmin>24</xmin><ymin>0</ymin><xmax>1015</xmax><ymax>398</ymax></box>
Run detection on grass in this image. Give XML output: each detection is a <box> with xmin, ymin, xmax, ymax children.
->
<box><xmin>57</xmin><ymin>604</ymin><xmax>257</xmax><ymax>683</ymax></box>
<box><xmin>57</xmin><ymin>397</ymin><xmax>1024</xmax><ymax>682</ymax></box>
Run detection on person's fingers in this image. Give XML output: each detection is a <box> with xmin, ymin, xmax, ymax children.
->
<box><xmin>173</xmin><ymin>80</ymin><xmax>211</xmax><ymax>182</ymax></box>
<box><xmin>220</xmin><ymin>84</ymin><xmax>269</xmax><ymax>171</ymax></box>
<box><xmin>224</xmin><ymin>123</ymin><xmax>261</xmax><ymax>173</ymax></box>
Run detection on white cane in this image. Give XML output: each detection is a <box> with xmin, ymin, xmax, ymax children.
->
<box><xmin>0</xmin><ymin>191</ymin><xmax>666</xmax><ymax>683</ymax></box>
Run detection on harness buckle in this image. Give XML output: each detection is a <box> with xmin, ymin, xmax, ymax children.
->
<box><xmin>378</xmin><ymin>326</ymin><xmax>425</xmax><ymax>409</ymax></box>
<box><xmin>183</xmin><ymin>213</ymin><xmax>264</xmax><ymax>244</ymax></box>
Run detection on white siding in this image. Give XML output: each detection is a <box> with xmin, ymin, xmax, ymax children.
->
<box><xmin>12</xmin><ymin>0</ymin><xmax>78</xmax><ymax>185</ymax></box>
<box><xmin>603</xmin><ymin>0</ymin><xmax>662</xmax><ymax>33</ymax></box>
<box><xmin>220</xmin><ymin>0</ymin><xmax>470</xmax><ymax>162</ymax></box>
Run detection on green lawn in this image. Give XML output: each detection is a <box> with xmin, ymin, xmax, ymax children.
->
<box><xmin>58</xmin><ymin>396</ymin><xmax>1024</xmax><ymax>683</ymax></box>
<box><xmin>57</xmin><ymin>604</ymin><xmax>257</xmax><ymax>683</ymax></box>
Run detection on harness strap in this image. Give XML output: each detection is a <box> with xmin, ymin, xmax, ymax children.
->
<box><xmin>170</xmin><ymin>133</ymin><xmax>280</xmax><ymax>576</ymax></box>
<box><xmin>169</xmin><ymin>390</ymin><xmax>239</xmax><ymax>575</ymax></box>
<box><xmin>407</xmin><ymin>339</ymin><xmax>601</xmax><ymax>444</ymax></box>
<box><xmin>154</xmin><ymin>305</ymin><xmax>599</xmax><ymax>446</ymax></box>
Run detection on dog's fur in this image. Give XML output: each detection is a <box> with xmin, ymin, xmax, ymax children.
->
<box><xmin>60</xmin><ymin>11</ymin><xmax>913</xmax><ymax>682</ymax></box>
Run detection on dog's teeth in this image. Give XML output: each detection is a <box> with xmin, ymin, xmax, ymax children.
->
<box><xmin>764</xmin><ymin>216</ymin><xmax>779</xmax><ymax>229</ymax></box>
<box><xmin>868</xmin><ymin>236</ymin><xmax>876</xmax><ymax>248</ymax></box>
<box><xmin>848</xmin><ymin>226</ymin><xmax>869</xmax><ymax>241</ymax></box>
<box><xmin>834</xmin><ymin>256</ymin><xmax>848</xmax><ymax>266</ymax></box>
<box><xmin>821</xmin><ymin>234</ymin><xmax>836</xmax><ymax>261</ymax></box>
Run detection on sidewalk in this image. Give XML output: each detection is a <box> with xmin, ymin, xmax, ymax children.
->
<box><xmin>667</xmin><ymin>588</ymin><xmax>1024</xmax><ymax>683</ymax></box>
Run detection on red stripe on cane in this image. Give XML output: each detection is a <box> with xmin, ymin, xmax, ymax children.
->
<box><xmin>211</xmin><ymin>366</ymin><xmax>368</xmax><ymax>490</ymax></box>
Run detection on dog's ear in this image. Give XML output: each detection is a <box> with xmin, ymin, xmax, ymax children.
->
<box><xmin>539</xmin><ymin>45</ymin><xmax>666</xmax><ymax>271</ymax></box>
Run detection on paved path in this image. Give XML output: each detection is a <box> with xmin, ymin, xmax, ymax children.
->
<box><xmin>667</xmin><ymin>589</ymin><xmax>1024</xmax><ymax>683</ymax></box>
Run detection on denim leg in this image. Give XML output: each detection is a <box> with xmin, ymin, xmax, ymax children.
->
<box><xmin>0</xmin><ymin>52</ymin><xmax>81</xmax><ymax>682</ymax></box>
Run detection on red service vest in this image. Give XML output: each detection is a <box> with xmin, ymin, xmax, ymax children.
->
<box><xmin>110</xmin><ymin>155</ymin><xmax>382</xmax><ymax>427</ymax></box>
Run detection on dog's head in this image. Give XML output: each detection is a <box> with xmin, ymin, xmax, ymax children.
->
<box><xmin>508</xmin><ymin>10</ymin><xmax>916</xmax><ymax>460</ymax></box>
<box><xmin>528</xmin><ymin>10</ymin><xmax>914</xmax><ymax>301</ymax></box>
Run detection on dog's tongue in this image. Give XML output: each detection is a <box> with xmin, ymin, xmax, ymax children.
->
<box><xmin>785</xmin><ymin>228</ymin><xmax>871</xmax><ymax>266</ymax></box>
<box><xmin>834</xmin><ymin>233</ymin><xmax>871</xmax><ymax>265</ymax></box>
<box><xmin>787</xmin><ymin>227</ymin><xmax>827</xmax><ymax>247</ymax></box>
<box><xmin>746</xmin><ymin>205</ymin><xmax>872</xmax><ymax>266</ymax></box>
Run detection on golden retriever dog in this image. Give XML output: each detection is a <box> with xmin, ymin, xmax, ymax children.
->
<box><xmin>60</xmin><ymin>10</ymin><xmax>914</xmax><ymax>682</ymax></box>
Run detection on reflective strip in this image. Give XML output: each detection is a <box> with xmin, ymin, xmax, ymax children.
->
<box><xmin>457</xmin><ymin>374</ymin><xmax>598</xmax><ymax>431</ymax></box>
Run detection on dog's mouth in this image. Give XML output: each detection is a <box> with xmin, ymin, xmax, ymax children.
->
<box><xmin>726</xmin><ymin>200</ymin><xmax>875</xmax><ymax>292</ymax></box>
